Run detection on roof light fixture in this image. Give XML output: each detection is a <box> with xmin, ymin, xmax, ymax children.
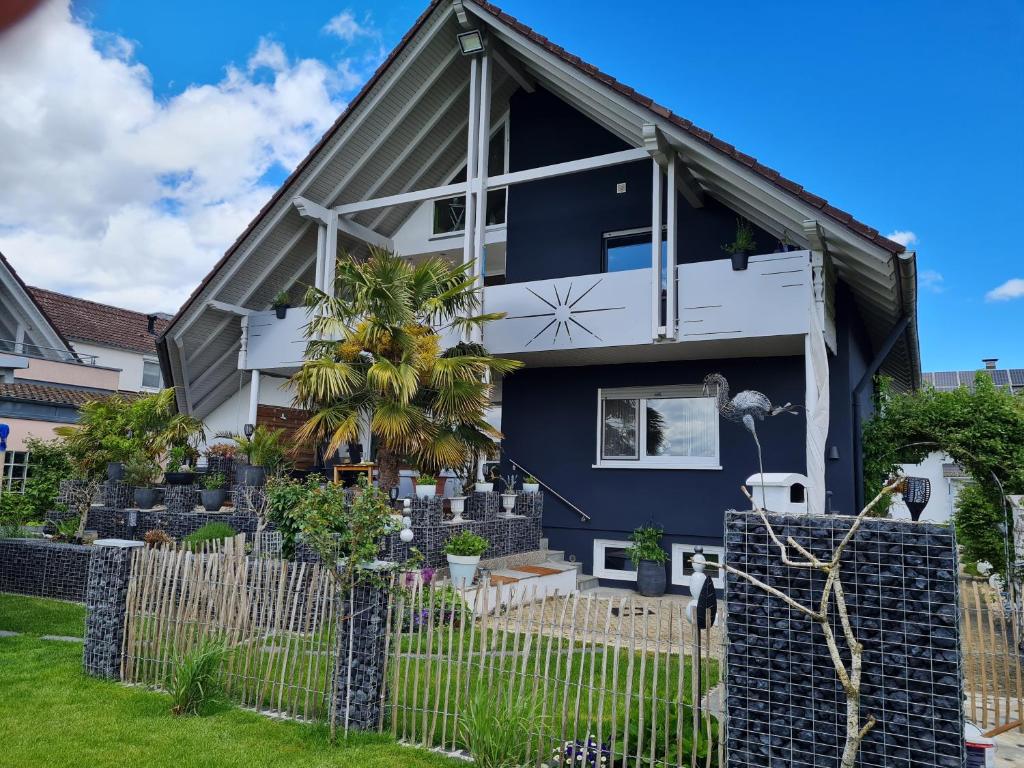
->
<box><xmin>457</xmin><ymin>29</ymin><xmax>484</xmax><ymax>55</ymax></box>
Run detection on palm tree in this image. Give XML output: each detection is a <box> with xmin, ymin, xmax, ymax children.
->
<box><xmin>291</xmin><ymin>247</ymin><xmax>521</xmax><ymax>492</ymax></box>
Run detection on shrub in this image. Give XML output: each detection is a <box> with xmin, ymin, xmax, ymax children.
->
<box><xmin>443</xmin><ymin>530</ymin><xmax>489</xmax><ymax>558</ymax></box>
<box><xmin>143</xmin><ymin>529</ymin><xmax>174</xmax><ymax>548</ymax></box>
<box><xmin>232</xmin><ymin>426</ymin><xmax>291</xmax><ymax>474</ymax></box>
<box><xmin>167</xmin><ymin>639</ymin><xmax>227</xmax><ymax>715</ymax></box>
<box><xmin>954</xmin><ymin>483</ymin><xmax>1008</xmax><ymax>572</ymax></box>
<box><xmin>123</xmin><ymin>451</ymin><xmax>162</xmax><ymax>488</ymax></box>
<box><xmin>49</xmin><ymin>516</ymin><xmax>80</xmax><ymax>542</ymax></box>
<box><xmin>201</xmin><ymin>472</ymin><xmax>226</xmax><ymax>491</ymax></box>
<box><xmin>205</xmin><ymin>443</ymin><xmax>237</xmax><ymax>459</ymax></box>
<box><xmin>458</xmin><ymin>688</ymin><xmax>539</xmax><ymax>768</ymax></box>
<box><xmin>416</xmin><ymin>473</ymin><xmax>436</xmax><ymax>486</ymax></box>
<box><xmin>264</xmin><ymin>476</ymin><xmax>307</xmax><ymax>560</ymax></box>
<box><xmin>183</xmin><ymin>522</ymin><xmax>236</xmax><ymax>549</ymax></box>
<box><xmin>628</xmin><ymin>525</ymin><xmax>668</xmax><ymax>565</ymax></box>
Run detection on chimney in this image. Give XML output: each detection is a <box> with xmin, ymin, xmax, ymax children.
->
<box><xmin>147</xmin><ymin>314</ymin><xmax>157</xmax><ymax>334</ymax></box>
<box><xmin>982</xmin><ymin>358</ymin><xmax>998</xmax><ymax>370</ymax></box>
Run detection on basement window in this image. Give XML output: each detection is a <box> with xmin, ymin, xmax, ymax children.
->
<box><xmin>595</xmin><ymin>385</ymin><xmax>720</xmax><ymax>470</ymax></box>
<box><xmin>592</xmin><ymin>538</ymin><xmax>637</xmax><ymax>582</ymax></box>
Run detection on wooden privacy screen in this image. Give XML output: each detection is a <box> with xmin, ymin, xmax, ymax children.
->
<box><xmin>256</xmin><ymin>404</ymin><xmax>316</xmax><ymax>469</ymax></box>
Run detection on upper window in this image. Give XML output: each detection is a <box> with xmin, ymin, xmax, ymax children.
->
<box><xmin>142</xmin><ymin>359</ymin><xmax>162</xmax><ymax>390</ymax></box>
<box><xmin>432</xmin><ymin>121</ymin><xmax>508</xmax><ymax>236</ymax></box>
<box><xmin>596</xmin><ymin>385</ymin><xmax>719</xmax><ymax>469</ymax></box>
<box><xmin>603</xmin><ymin>228</ymin><xmax>668</xmax><ymax>289</ymax></box>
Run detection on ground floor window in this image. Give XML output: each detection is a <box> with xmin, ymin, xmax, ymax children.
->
<box><xmin>2</xmin><ymin>450</ymin><xmax>30</xmax><ymax>493</ymax></box>
<box><xmin>595</xmin><ymin>385</ymin><xmax>720</xmax><ymax>469</ymax></box>
<box><xmin>671</xmin><ymin>543</ymin><xmax>724</xmax><ymax>589</ymax></box>
<box><xmin>592</xmin><ymin>538</ymin><xmax>637</xmax><ymax>582</ymax></box>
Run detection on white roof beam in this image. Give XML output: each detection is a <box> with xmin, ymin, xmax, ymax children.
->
<box><xmin>294</xmin><ymin>197</ymin><xmax>392</xmax><ymax>250</ymax></box>
<box><xmin>643</xmin><ymin>123</ymin><xmax>703</xmax><ymax>208</ymax></box>
<box><xmin>490</xmin><ymin>41</ymin><xmax>535</xmax><ymax>94</ymax></box>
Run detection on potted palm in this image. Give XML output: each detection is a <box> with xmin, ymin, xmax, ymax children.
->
<box><xmin>629</xmin><ymin>525</ymin><xmax>669</xmax><ymax>597</ymax></box>
<box><xmin>722</xmin><ymin>217</ymin><xmax>757</xmax><ymax>271</ymax></box>
<box><xmin>444</xmin><ymin>529</ymin><xmax>489</xmax><ymax>589</ymax></box>
<box><xmin>522</xmin><ymin>474</ymin><xmax>540</xmax><ymax>494</ymax></box>
<box><xmin>164</xmin><ymin>444</ymin><xmax>197</xmax><ymax>485</ymax></box>
<box><xmin>233</xmin><ymin>426</ymin><xmax>289</xmax><ymax>487</ymax></box>
<box><xmin>125</xmin><ymin>452</ymin><xmax>162</xmax><ymax>510</ymax></box>
<box><xmin>200</xmin><ymin>472</ymin><xmax>227</xmax><ymax>512</ymax></box>
<box><xmin>272</xmin><ymin>289</ymin><xmax>291</xmax><ymax>319</ymax></box>
<box><xmin>415</xmin><ymin>473</ymin><xmax>437</xmax><ymax>498</ymax></box>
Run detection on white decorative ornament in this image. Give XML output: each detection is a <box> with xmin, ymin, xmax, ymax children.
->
<box><xmin>399</xmin><ymin>527</ymin><xmax>414</xmax><ymax>543</ymax></box>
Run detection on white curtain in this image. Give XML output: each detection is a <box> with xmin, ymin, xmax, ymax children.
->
<box><xmin>806</xmin><ymin>299</ymin><xmax>830</xmax><ymax>515</ymax></box>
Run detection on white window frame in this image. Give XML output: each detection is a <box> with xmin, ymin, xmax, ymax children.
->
<box><xmin>430</xmin><ymin>113</ymin><xmax>510</xmax><ymax>238</ymax></box>
<box><xmin>592</xmin><ymin>538</ymin><xmax>637</xmax><ymax>582</ymax></box>
<box><xmin>593</xmin><ymin>385</ymin><xmax>721</xmax><ymax>470</ymax></box>
<box><xmin>671</xmin><ymin>543</ymin><xmax>725</xmax><ymax>589</ymax></box>
<box><xmin>2</xmin><ymin>450</ymin><xmax>31</xmax><ymax>493</ymax></box>
<box><xmin>141</xmin><ymin>357</ymin><xmax>162</xmax><ymax>391</ymax></box>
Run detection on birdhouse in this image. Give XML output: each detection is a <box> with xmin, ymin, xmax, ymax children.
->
<box><xmin>745</xmin><ymin>472</ymin><xmax>809</xmax><ymax>514</ymax></box>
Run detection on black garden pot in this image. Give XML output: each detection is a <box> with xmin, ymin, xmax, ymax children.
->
<box><xmin>164</xmin><ymin>471</ymin><xmax>196</xmax><ymax>486</ymax></box>
<box><xmin>730</xmin><ymin>251</ymin><xmax>750</xmax><ymax>271</ymax></box>
<box><xmin>200</xmin><ymin>488</ymin><xmax>226</xmax><ymax>512</ymax></box>
<box><xmin>241</xmin><ymin>465</ymin><xmax>267</xmax><ymax>487</ymax></box>
<box><xmin>134</xmin><ymin>487</ymin><xmax>159</xmax><ymax>510</ymax></box>
<box><xmin>274</xmin><ymin>305</ymin><xmax>288</xmax><ymax>319</ymax></box>
<box><xmin>106</xmin><ymin>462</ymin><xmax>125</xmax><ymax>481</ymax></box>
<box><xmin>636</xmin><ymin>559</ymin><xmax>666</xmax><ymax>597</ymax></box>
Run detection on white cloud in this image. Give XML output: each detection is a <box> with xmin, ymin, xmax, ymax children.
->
<box><xmin>323</xmin><ymin>10</ymin><xmax>377</xmax><ymax>42</ymax></box>
<box><xmin>0</xmin><ymin>0</ymin><xmax>367</xmax><ymax>313</ymax></box>
<box><xmin>986</xmin><ymin>278</ymin><xmax>1024</xmax><ymax>302</ymax></box>
<box><xmin>886</xmin><ymin>230</ymin><xmax>918</xmax><ymax>247</ymax></box>
<box><xmin>920</xmin><ymin>269</ymin><xmax>944</xmax><ymax>293</ymax></box>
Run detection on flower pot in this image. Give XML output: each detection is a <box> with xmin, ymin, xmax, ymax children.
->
<box><xmin>730</xmin><ymin>251</ymin><xmax>750</xmax><ymax>271</ymax></box>
<box><xmin>474</xmin><ymin>482</ymin><xmax>493</xmax><ymax>493</ymax></box>
<box><xmin>200</xmin><ymin>488</ymin><xmax>226</xmax><ymax>512</ymax></box>
<box><xmin>415</xmin><ymin>484</ymin><xmax>436</xmax><ymax>499</ymax></box>
<box><xmin>636</xmin><ymin>559</ymin><xmax>667</xmax><ymax>597</ymax></box>
<box><xmin>106</xmin><ymin>462</ymin><xmax>124</xmax><ymax>481</ymax></box>
<box><xmin>274</xmin><ymin>305</ymin><xmax>288</xmax><ymax>319</ymax></box>
<box><xmin>446</xmin><ymin>553</ymin><xmax>480</xmax><ymax>589</ymax></box>
<box><xmin>500</xmin><ymin>492</ymin><xmax>518</xmax><ymax>517</ymax></box>
<box><xmin>134</xmin><ymin>487</ymin><xmax>159</xmax><ymax>510</ymax></box>
<box><xmin>522</xmin><ymin>482</ymin><xmax>540</xmax><ymax>494</ymax></box>
<box><xmin>347</xmin><ymin>443</ymin><xmax>363</xmax><ymax>464</ymax></box>
<box><xmin>449</xmin><ymin>496</ymin><xmax>468</xmax><ymax>523</ymax></box>
<box><xmin>240</xmin><ymin>465</ymin><xmax>267</xmax><ymax>487</ymax></box>
<box><xmin>164</xmin><ymin>471</ymin><xmax>195</xmax><ymax>486</ymax></box>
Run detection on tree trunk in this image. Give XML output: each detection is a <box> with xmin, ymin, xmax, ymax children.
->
<box><xmin>376</xmin><ymin>446</ymin><xmax>400</xmax><ymax>493</ymax></box>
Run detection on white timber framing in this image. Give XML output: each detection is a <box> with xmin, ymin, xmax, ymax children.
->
<box><xmin>472</xmin><ymin>51</ymin><xmax>492</xmax><ymax>289</ymax></box>
<box><xmin>650</xmin><ymin>157</ymin><xmax>663</xmax><ymax>340</ymax></box>
<box><xmin>463</xmin><ymin>53</ymin><xmax>480</xmax><ymax>271</ymax></box>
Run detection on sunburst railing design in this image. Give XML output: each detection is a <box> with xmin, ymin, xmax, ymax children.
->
<box><xmin>504</xmin><ymin>278</ymin><xmax>626</xmax><ymax>347</ymax></box>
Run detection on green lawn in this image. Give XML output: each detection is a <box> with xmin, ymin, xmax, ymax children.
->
<box><xmin>0</xmin><ymin>594</ymin><xmax>461</xmax><ymax>768</ymax></box>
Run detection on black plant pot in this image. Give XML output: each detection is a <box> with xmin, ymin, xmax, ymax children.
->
<box><xmin>241</xmin><ymin>465</ymin><xmax>267</xmax><ymax>487</ymax></box>
<box><xmin>165</xmin><ymin>471</ymin><xmax>196</xmax><ymax>486</ymax></box>
<box><xmin>200</xmin><ymin>488</ymin><xmax>226</xmax><ymax>512</ymax></box>
<box><xmin>730</xmin><ymin>251</ymin><xmax>750</xmax><ymax>271</ymax></box>
<box><xmin>274</xmin><ymin>305</ymin><xmax>288</xmax><ymax>319</ymax></box>
<box><xmin>134</xmin><ymin>487</ymin><xmax>159</xmax><ymax>510</ymax></box>
<box><xmin>107</xmin><ymin>462</ymin><xmax>125</xmax><ymax>481</ymax></box>
<box><xmin>636</xmin><ymin>559</ymin><xmax>666</xmax><ymax>597</ymax></box>
<box><xmin>348</xmin><ymin>443</ymin><xmax>363</xmax><ymax>465</ymax></box>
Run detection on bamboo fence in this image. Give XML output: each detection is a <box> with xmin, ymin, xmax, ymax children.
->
<box><xmin>120</xmin><ymin>535</ymin><xmax>338</xmax><ymax>721</ymax></box>
<box><xmin>959</xmin><ymin>577</ymin><xmax>1024</xmax><ymax>734</ymax></box>
<box><xmin>383</xmin><ymin>578</ymin><xmax>725</xmax><ymax>768</ymax></box>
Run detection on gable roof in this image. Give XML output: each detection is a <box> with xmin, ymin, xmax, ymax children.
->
<box><xmin>0</xmin><ymin>251</ymin><xmax>75</xmax><ymax>357</ymax></box>
<box><xmin>0</xmin><ymin>381</ymin><xmax>134</xmax><ymax>408</ymax></box>
<box><xmin>29</xmin><ymin>287</ymin><xmax>168</xmax><ymax>354</ymax></box>
<box><xmin>160</xmin><ymin>0</ymin><xmax>920</xmax><ymax>416</ymax></box>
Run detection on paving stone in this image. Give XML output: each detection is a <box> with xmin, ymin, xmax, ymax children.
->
<box><xmin>40</xmin><ymin>634</ymin><xmax>83</xmax><ymax>643</ymax></box>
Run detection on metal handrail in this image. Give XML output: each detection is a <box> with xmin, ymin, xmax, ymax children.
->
<box><xmin>0</xmin><ymin>339</ymin><xmax>97</xmax><ymax>365</ymax></box>
<box><xmin>506</xmin><ymin>455</ymin><xmax>591</xmax><ymax>522</ymax></box>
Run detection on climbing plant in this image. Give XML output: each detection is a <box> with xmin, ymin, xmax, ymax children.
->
<box><xmin>862</xmin><ymin>373</ymin><xmax>1024</xmax><ymax>571</ymax></box>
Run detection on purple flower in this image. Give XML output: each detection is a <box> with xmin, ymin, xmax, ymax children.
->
<box><xmin>421</xmin><ymin>567</ymin><xmax>435</xmax><ymax>585</ymax></box>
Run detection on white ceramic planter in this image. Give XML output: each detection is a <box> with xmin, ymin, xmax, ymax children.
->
<box><xmin>415</xmin><ymin>484</ymin><xmax>437</xmax><ymax>498</ymax></box>
<box><xmin>500</xmin><ymin>492</ymin><xmax>518</xmax><ymax>517</ymax></box>
<box><xmin>474</xmin><ymin>482</ymin><xmax>494</xmax><ymax>493</ymax></box>
<box><xmin>447</xmin><ymin>553</ymin><xmax>480</xmax><ymax>589</ymax></box>
<box><xmin>522</xmin><ymin>482</ymin><xmax>540</xmax><ymax>494</ymax></box>
<box><xmin>449</xmin><ymin>496</ymin><xmax>468</xmax><ymax>523</ymax></box>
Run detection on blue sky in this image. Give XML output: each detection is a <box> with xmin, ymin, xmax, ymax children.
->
<box><xmin>11</xmin><ymin>0</ymin><xmax>1024</xmax><ymax>370</ymax></box>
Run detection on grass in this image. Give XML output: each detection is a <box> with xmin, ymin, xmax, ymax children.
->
<box><xmin>0</xmin><ymin>593</ymin><xmax>462</xmax><ymax>768</ymax></box>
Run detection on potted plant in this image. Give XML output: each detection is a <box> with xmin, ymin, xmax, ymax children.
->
<box><xmin>522</xmin><ymin>474</ymin><xmax>540</xmax><ymax>494</ymax></box>
<box><xmin>444</xmin><ymin>529</ymin><xmax>489</xmax><ymax>589</ymax></box>
<box><xmin>200</xmin><ymin>472</ymin><xmax>227</xmax><ymax>512</ymax></box>
<box><xmin>475</xmin><ymin>464</ymin><xmax>499</xmax><ymax>493</ymax></box>
<box><xmin>272</xmin><ymin>289</ymin><xmax>291</xmax><ymax>319</ymax></box>
<box><xmin>204</xmin><ymin>443</ymin><xmax>236</xmax><ymax>479</ymax></box>
<box><xmin>499</xmin><ymin>474</ymin><xmax>518</xmax><ymax>517</ymax></box>
<box><xmin>415</xmin><ymin>473</ymin><xmax>437</xmax><ymax>498</ymax></box>
<box><xmin>164</xmin><ymin>445</ymin><xmax>197</xmax><ymax>485</ymax></box>
<box><xmin>448</xmin><ymin>478</ymin><xmax>468</xmax><ymax>523</ymax></box>
<box><xmin>629</xmin><ymin>525</ymin><xmax>669</xmax><ymax>597</ymax></box>
<box><xmin>124</xmin><ymin>452</ymin><xmax>162</xmax><ymax>510</ymax></box>
<box><xmin>722</xmin><ymin>217</ymin><xmax>757</xmax><ymax>271</ymax></box>
<box><xmin>232</xmin><ymin>426</ymin><xmax>289</xmax><ymax>487</ymax></box>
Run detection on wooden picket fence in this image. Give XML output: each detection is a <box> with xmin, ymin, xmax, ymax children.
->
<box><xmin>120</xmin><ymin>535</ymin><xmax>338</xmax><ymax>721</ymax></box>
<box><xmin>960</xmin><ymin>577</ymin><xmax>1024</xmax><ymax>734</ymax></box>
<box><xmin>383</xmin><ymin>579</ymin><xmax>725</xmax><ymax>768</ymax></box>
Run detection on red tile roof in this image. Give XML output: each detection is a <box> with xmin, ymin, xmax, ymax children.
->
<box><xmin>28</xmin><ymin>287</ymin><xmax>168</xmax><ymax>354</ymax></box>
<box><xmin>0</xmin><ymin>382</ymin><xmax>136</xmax><ymax>407</ymax></box>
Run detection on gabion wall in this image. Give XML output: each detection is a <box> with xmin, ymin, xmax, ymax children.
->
<box><xmin>724</xmin><ymin>512</ymin><xmax>963</xmax><ymax>768</ymax></box>
<box><xmin>333</xmin><ymin>580</ymin><xmax>390</xmax><ymax>731</ymax></box>
<box><xmin>83</xmin><ymin>542</ymin><xmax>140</xmax><ymax>679</ymax></box>
<box><xmin>0</xmin><ymin>538</ymin><xmax>92</xmax><ymax>601</ymax></box>
<box><xmin>49</xmin><ymin>505</ymin><xmax>261</xmax><ymax>542</ymax></box>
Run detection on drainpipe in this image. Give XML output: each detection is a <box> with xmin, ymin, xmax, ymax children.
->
<box><xmin>852</xmin><ymin>251</ymin><xmax>918</xmax><ymax>511</ymax></box>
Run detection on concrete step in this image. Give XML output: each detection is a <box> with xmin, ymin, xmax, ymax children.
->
<box><xmin>577</xmin><ymin>574</ymin><xmax>600</xmax><ymax>592</ymax></box>
<box><xmin>539</xmin><ymin>537</ymin><xmax>549</xmax><ymax>550</ymax></box>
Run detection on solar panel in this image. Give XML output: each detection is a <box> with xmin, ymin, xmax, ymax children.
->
<box><xmin>931</xmin><ymin>371</ymin><xmax>959</xmax><ymax>389</ymax></box>
<box><xmin>990</xmin><ymin>369</ymin><xmax>1010</xmax><ymax>386</ymax></box>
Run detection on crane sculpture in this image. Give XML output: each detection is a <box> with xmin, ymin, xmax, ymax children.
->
<box><xmin>703</xmin><ymin>373</ymin><xmax>798</xmax><ymax>509</ymax></box>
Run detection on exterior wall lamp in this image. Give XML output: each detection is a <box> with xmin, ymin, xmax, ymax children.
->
<box><xmin>457</xmin><ymin>29</ymin><xmax>485</xmax><ymax>55</ymax></box>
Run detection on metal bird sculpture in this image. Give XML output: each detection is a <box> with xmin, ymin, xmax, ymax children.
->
<box><xmin>703</xmin><ymin>373</ymin><xmax>779</xmax><ymax>508</ymax></box>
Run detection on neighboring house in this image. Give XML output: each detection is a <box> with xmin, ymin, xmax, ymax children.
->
<box><xmin>158</xmin><ymin>1</ymin><xmax>920</xmax><ymax>591</ymax></box>
<box><xmin>893</xmin><ymin>359</ymin><xmax>1024</xmax><ymax>523</ymax></box>
<box><xmin>0</xmin><ymin>252</ymin><xmax>166</xmax><ymax>491</ymax></box>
